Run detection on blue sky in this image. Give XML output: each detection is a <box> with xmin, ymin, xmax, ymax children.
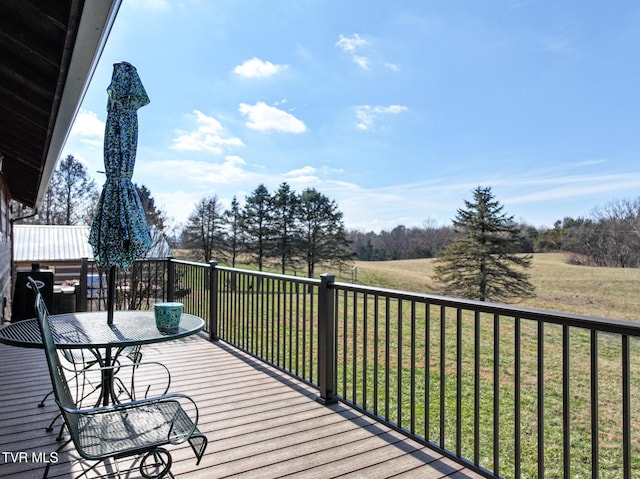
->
<box><xmin>62</xmin><ymin>0</ymin><xmax>640</xmax><ymax>232</ymax></box>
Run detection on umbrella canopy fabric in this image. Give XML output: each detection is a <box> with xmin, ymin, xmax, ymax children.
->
<box><xmin>89</xmin><ymin>62</ymin><xmax>152</xmax><ymax>270</ymax></box>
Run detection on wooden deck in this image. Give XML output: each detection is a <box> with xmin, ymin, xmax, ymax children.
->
<box><xmin>0</xmin><ymin>333</ymin><xmax>483</xmax><ymax>478</ymax></box>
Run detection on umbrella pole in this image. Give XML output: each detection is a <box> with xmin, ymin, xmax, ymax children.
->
<box><xmin>107</xmin><ymin>266</ymin><xmax>116</xmax><ymax>325</ymax></box>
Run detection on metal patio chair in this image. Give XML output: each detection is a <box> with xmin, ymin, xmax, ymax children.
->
<box><xmin>37</xmin><ymin>313</ymin><xmax>145</xmax><ymax>438</ymax></box>
<box><xmin>32</xmin><ymin>280</ymin><xmax>208</xmax><ymax>478</ymax></box>
<box><xmin>42</xmin><ymin>344</ymin><xmax>172</xmax><ymax>442</ymax></box>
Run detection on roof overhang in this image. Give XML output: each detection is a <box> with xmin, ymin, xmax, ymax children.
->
<box><xmin>0</xmin><ymin>0</ymin><xmax>121</xmax><ymax>208</ymax></box>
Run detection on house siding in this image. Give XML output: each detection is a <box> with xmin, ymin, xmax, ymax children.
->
<box><xmin>0</xmin><ymin>183</ymin><xmax>11</xmax><ymax>322</ymax></box>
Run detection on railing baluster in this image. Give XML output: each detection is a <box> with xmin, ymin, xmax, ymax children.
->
<box><xmin>410</xmin><ymin>301</ymin><xmax>416</xmax><ymax>435</ymax></box>
<box><xmin>363</xmin><ymin>293</ymin><xmax>368</xmax><ymax>411</ymax></box>
<box><xmin>226</xmin><ymin>270</ymin><xmax>230</xmax><ymax>341</ymax></box>
<box><xmin>563</xmin><ymin>324</ymin><xmax>571</xmax><ymax>479</ymax></box>
<box><xmin>374</xmin><ymin>295</ymin><xmax>379</xmax><ymax>417</ymax></box>
<box><xmin>302</xmin><ymin>285</ymin><xmax>307</xmax><ymax>379</ymax></box>
<box><xmin>244</xmin><ymin>272</ymin><xmax>249</xmax><ymax>348</ymax></box>
<box><xmin>474</xmin><ymin>310</ymin><xmax>480</xmax><ymax>466</ymax></box>
<box><xmin>269</xmin><ymin>277</ymin><xmax>274</xmax><ymax>364</ymax></box>
<box><xmin>456</xmin><ymin>307</ymin><xmax>462</xmax><ymax>457</ymax></box>
<box><xmin>514</xmin><ymin>317</ymin><xmax>521</xmax><ymax>479</ymax></box>
<box><xmin>295</xmin><ymin>282</ymin><xmax>300</xmax><ymax>375</ymax></box>
<box><xmin>591</xmin><ymin>330</ymin><xmax>599</xmax><ymax>479</ymax></box>
<box><xmin>352</xmin><ymin>290</ymin><xmax>358</xmax><ymax>405</ymax></box>
<box><xmin>622</xmin><ymin>334</ymin><xmax>631</xmax><ymax>479</ymax></box>
<box><xmin>440</xmin><ymin>305</ymin><xmax>446</xmax><ymax>447</ymax></box>
<box><xmin>425</xmin><ymin>303</ymin><xmax>431</xmax><ymax>442</ymax></box>
<box><xmin>287</xmin><ymin>280</ymin><xmax>292</xmax><ymax>372</ymax></box>
<box><xmin>240</xmin><ymin>273</ymin><xmax>246</xmax><ymax>348</ymax></box>
<box><xmin>276</xmin><ymin>279</ymin><xmax>281</xmax><ymax>364</ymax></box>
<box><xmin>538</xmin><ymin>320</ymin><xmax>545</xmax><ymax>478</ymax></box>
<box><xmin>309</xmin><ymin>284</ymin><xmax>315</xmax><ymax>384</ymax></box>
<box><xmin>398</xmin><ymin>299</ymin><xmax>403</xmax><ymax>428</ymax></box>
<box><xmin>493</xmin><ymin>313</ymin><xmax>500</xmax><ymax>477</ymax></box>
<box><xmin>385</xmin><ymin>297</ymin><xmax>391</xmax><ymax>421</ymax></box>
<box><xmin>342</xmin><ymin>290</ymin><xmax>348</xmax><ymax>401</ymax></box>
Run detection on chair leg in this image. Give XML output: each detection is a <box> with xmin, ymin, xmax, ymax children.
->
<box><xmin>55</xmin><ymin>422</ymin><xmax>66</xmax><ymax>441</ymax></box>
<box><xmin>41</xmin><ymin>437</ymin><xmax>71</xmax><ymax>479</ymax></box>
<box><xmin>139</xmin><ymin>448</ymin><xmax>173</xmax><ymax>479</ymax></box>
<box><xmin>38</xmin><ymin>390</ymin><xmax>53</xmax><ymax>407</ymax></box>
<box><xmin>45</xmin><ymin>413</ymin><xmax>60</xmax><ymax>433</ymax></box>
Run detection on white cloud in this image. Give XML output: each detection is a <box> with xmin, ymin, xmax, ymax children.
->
<box><xmin>285</xmin><ymin>166</ymin><xmax>316</xmax><ymax>177</ymax></box>
<box><xmin>233</xmin><ymin>57</ymin><xmax>287</xmax><ymax>78</ymax></box>
<box><xmin>239</xmin><ymin>102</ymin><xmax>307</xmax><ymax>133</ymax></box>
<box><xmin>505</xmin><ymin>173</ymin><xmax>640</xmax><ymax>204</ymax></box>
<box><xmin>139</xmin><ymin>155</ymin><xmax>255</xmax><ymax>190</ymax></box>
<box><xmin>183</xmin><ymin>155</ymin><xmax>249</xmax><ymax>184</ymax></box>
<box><xmin>354</xmin><ymin>104</ymin><xmax>408</xmax><ymax>130</ymax></box>
<box><xmin>336</xmin><ymin>33</ymin><xmax>367</xmax><ymax>53</ymax></box>
<box><xmin>69</xmin><ymin>109</ymin><xmax>104</xmax><ymax>146</ymax></box>
<box><xmin>336</xmin><ymin>33</ymin><xmax>398</xmax><ymax>71</ymax></box>
<box><xmin>336</xmin><ymin>33</ymin><xmax>372</xmax><ymax>70</ymax></box>
<box><xmin>171</xmin><ymin>110</ymin><xmax>244</xmax><ymax>153</ymax></box>
<box><xmin>352</xmin><ymin>56</ymin><xmax>370</xmax><ymax>70</ymax></box>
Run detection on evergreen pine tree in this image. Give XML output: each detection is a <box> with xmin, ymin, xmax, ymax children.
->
<box><xmin>242</xmin><ymin>184</ymin><xmax>273</xmax><ymax>271</ymax></box>
<box><xmin>272</xmin><ymin>182</ymin><xmax>301</xmax><ymax>274</ymax></box>
<box><xmin>434</xmin><ymin>186</ymin><xmax>535</xmax><ymax>302</ymax></box>
<box><xmin>223</xmin><ymin>196</ymin><xmax>243</xmax><ymax>267</ymax></box>
<box><xmin>182</xmin><ymin>196</ymin><xmax>225</xmax><ymax>263</ymax></box>
<box><xmin>299</xmin><ymin>188</ymin><xmax>352</xmax><ymax>278</ymax></box>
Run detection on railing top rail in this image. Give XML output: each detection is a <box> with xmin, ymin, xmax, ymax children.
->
<box><xmin>168</xmin><ymin>258</ymin><xmax>209</xmax><ymax>268</ymax></box>
<box><xmin>215</xmin><ymin>265</ymin><xmax>322</xmax><ymax>286</ymax></box>
<box><xmin>333</xmin><ymin>280</ymin><xmax>640</xmax><ymax>337</ymax></box>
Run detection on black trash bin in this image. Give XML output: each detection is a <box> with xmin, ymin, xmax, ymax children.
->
<box><xmin>12</xmin><ymin>264</ymin><xmax>54</xmax><ymax>321</ymax></box>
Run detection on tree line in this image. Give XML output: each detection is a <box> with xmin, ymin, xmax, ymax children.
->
<box><xmin>180</xmin><ymin>183</ymin><xmax>353</xmax><ymax>277</ymax></box>
<box><xmin>347</xmin><ymin>220</ymin><xmax>538</xmax><ymax>261</ymax></box>
<box><xmin>20</xmin><ymin>155</ymin><xmax>640</xmax><ymax>273</ymax></box>
<box><xmin>534</xmin><ymin>198</ymin><xmax>640</xmax><ymax>268</ymax></box>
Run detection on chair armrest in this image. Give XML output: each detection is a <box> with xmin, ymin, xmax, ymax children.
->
<box><xmin>110</xmin><ymin>361</ymin><xmax>173</xmax><ymax>399</ymax></box>
<box><xmin>62</xmin><ymin>360</ymin><xmax>172</xmax><ymax>397</ymax></box>
<box><xmin>62</xmin><ymin>360</ymin><xmax>167</xmax><ymax>373</ymax></box>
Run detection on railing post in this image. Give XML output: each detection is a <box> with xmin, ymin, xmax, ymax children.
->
<box><xmin>78</xmin><ymin>257</ymin><xmax>88</xmax><ymax>312</ymax></box>
<box><xmin>316</xmin><ymin>273</ymin><xmax>337</xmax><ymax>405</ymax></box>
<box><xmin>209</xmin><ymin>260</ymin><xmax>219</xmax><ymax>341</ymax></box>
<box><xmin>166</xmin><ymin>256</ymin><xmax>175</xmax><ymax>302</ymax></box>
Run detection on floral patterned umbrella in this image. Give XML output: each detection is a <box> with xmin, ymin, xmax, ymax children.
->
<box><xmin>89</xmin><ymin>62</ymin><xmax>151</xmax><ymax>324</ymax></box>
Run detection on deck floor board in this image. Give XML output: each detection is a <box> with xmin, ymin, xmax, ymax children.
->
<box><xmin>0</xmin><ymin>332</ymin><xmax>483</xmax><ymax>478</ymax></box>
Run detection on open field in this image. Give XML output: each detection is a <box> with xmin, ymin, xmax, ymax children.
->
<box><xmin>353</xmin><ymin>252</ymin><xmax>640</xmax><ymax>322</ymax></box>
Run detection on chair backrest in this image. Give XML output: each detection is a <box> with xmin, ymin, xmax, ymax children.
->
<box><xmin>29</xmin><ymin>277</ymin><xmax>79</xmax><ymax>418</ymax></box>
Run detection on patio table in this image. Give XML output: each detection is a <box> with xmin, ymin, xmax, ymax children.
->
<box><xmin>0</xmin><ymin>310</ymin><xmax>204</xmax><ymax>405</ymax></box>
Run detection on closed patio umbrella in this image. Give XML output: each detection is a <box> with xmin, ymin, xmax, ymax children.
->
<box><xmin>89</xmin><ymin>61</ymin><xmax>152</xmax><ymax>325</ymax></box>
